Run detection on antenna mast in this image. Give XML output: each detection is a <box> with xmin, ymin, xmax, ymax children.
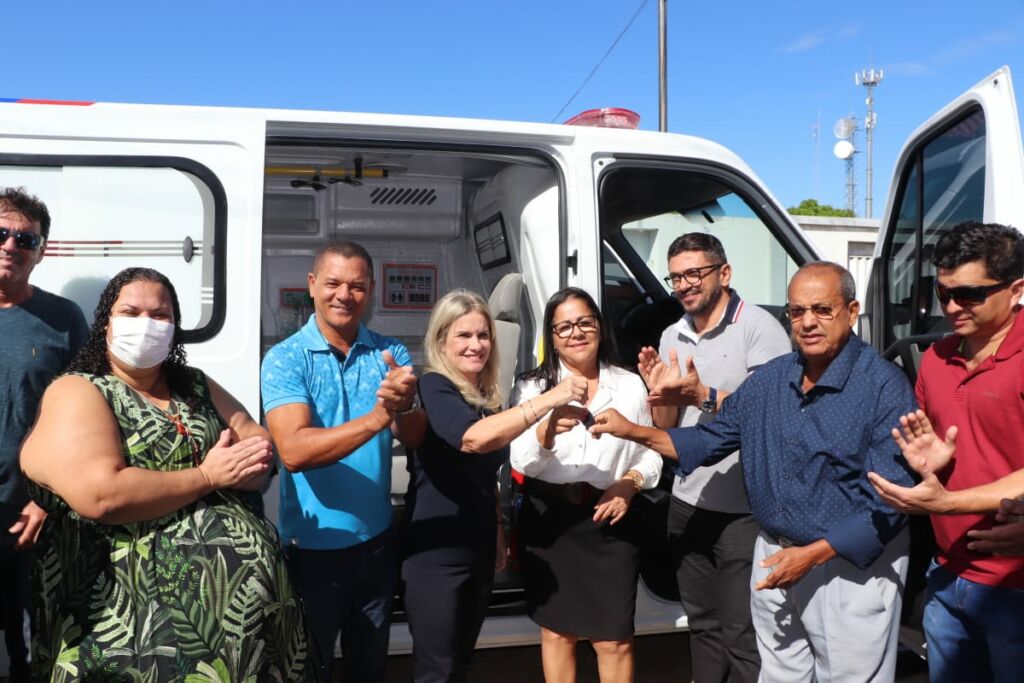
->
<box><xmin>855</xmin><ymin>68</ymin><xmax>883</xmax><ymax>217</ymax></box>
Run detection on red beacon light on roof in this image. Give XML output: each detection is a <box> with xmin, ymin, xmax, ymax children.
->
<box><xmin>564</xmin><ymin>107</ymin><xmax>640</xmax><ymax>129</ymax></box>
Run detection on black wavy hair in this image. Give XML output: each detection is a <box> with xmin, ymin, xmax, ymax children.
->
<box><xmin>67</xmin><ymin>267</ymin><xmax>195</xmax><ymax>406</ymax></box>
<box><xmin>517</xmin><ymin>287</ymin><xmax>619</xmax><ymax>392</ymax></box>
<box><xmin>933</xmin><ymin>221</ymin><xmax>1024</xmax><ymax>282</ymax></box>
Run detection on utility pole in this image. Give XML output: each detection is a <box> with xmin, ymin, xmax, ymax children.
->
<box><xmin>855</xmin><ymin>68</ymin><xmax>883</xmax><ymax>217</ymax></box>
<box><xmin>658</xmin><ymin>0</ymin><xmax>668</xmax><ymax>131</ymax></box>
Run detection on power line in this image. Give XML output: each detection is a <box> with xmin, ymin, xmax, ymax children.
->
<box><xmin>550</xmin><ymin>0</ymin><xmax>650</xmax><ymax>123</ymax></box>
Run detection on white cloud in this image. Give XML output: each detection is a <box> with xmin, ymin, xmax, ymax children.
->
<box><xmin>886</xmin><ymin>62</ymin><xmax>933</xmax><ymax>77</ymax></box>
<box><xmin>888</xmin><ymin>24</ymin><xmax>1020</xmax><ymax>78</ymax></box>
<box><xmin>779</xmin><ymin>29</ymin><xmax>828</xmax><ymax>54</ymax></box>
<box><xmin>778</xmin><ymin>23</ymin><xmax>862</xmax><ymax>54</ymax></box>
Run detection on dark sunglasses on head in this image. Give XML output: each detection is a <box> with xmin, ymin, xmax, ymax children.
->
<box><xmin>934</xmin><ymin>280</ymin><xmax>1013</xmax><ymax>306</ymax></box>
<box><xmin>0</xmin><ymin>228</ymin><xmax>43</xmax><ymax>250</ymax></box>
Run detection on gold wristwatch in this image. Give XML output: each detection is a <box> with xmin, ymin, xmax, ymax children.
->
<box><xmin>623</xmin><ymin>470</ymin><xmax>644</xmax><ymax>492</ymax></box>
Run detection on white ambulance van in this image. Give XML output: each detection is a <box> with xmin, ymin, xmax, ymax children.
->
<box><xmin>3</xmin><ymin>66</ymin><xmax>1020</xmax><ymax>655</ymax></box>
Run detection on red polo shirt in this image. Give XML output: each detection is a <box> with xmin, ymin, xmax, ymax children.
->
<box><xmin>916</xmin><ymin>306</ymin><xmax>1024</xmax><ymax>588</ymax></box>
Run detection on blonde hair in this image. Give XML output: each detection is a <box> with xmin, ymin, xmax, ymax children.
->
<box><xmin>424</xmin><ymin>289</ymin><xmax>502</xmax><ymax>411</ymax></box>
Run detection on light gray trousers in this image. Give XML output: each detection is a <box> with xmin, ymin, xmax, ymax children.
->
<box><xmin>750</xmin><ymin>527</ymin><xmax>909</xmax><ymax>683</ymax></box>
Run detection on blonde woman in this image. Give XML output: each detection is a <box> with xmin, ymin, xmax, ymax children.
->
<box><xmin>402</xmin><ymin>289</ymin><xmax>586</xmax><ymax>682</ymax></box>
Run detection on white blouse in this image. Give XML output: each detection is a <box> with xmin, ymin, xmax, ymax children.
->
<box><xmin>510</xmin><ymin>364</ymin><xmax>662</xmax><ymax>490</ymax></box>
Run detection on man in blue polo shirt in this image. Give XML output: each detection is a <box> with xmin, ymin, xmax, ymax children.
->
<box><xmin>261</xmin><ymin>240</ymin><xmax>423</xmax><ymax>683</ymax></box>
<box><xmin>594</xmin><ymin>263</ymin><xmax>916</xmax><ymax>682</ymax></box>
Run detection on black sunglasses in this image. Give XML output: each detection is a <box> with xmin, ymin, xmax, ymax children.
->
<box><xmin>934</xmin><ymin>280</ymin><xmax>1013</xmax><ymax>306</ymax></box>
<box><xmin>0</xmin><ymin>228</ymin><xmax>43</xmax><ymax>251</ymax></box>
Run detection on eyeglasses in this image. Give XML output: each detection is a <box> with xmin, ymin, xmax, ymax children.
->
<box><xmin>934</xmin><ymin>281</ymin><xmax>1013</xmax><ymax>306</ymax></box>
<box><xmin>552</xmin><ymin>315</ymin><xmax>599</xmax><ymax>339</ymax></box>
<box><xmin>662</xmin><ymin>263</ymin><xmax>724</xmax><ymax>287</ymax></box>
<box><xmin>0</xmin><ymin>228</ymin><xmax>42</xmax><ymax>251</ymax></box>
<box><xmin>784</xmin><ymin>301</ymin><xmax>848</xmax><ymax>321</ymax></box>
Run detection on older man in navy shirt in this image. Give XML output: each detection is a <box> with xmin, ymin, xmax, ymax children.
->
<box><xmin>593</xmin><ymin>262</ymin><xmax>916</xmax><ymax>682</ymax></box>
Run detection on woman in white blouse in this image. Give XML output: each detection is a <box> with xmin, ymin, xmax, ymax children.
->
<box><xmin>510</xmin><ymin>287</ymin><xmax>662</xmax><ymax>683</ymax></box>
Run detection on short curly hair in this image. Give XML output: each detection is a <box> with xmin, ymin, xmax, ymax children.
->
<box><xmin>67</xmin><ymin>267</ymin><xmax>196</xmax><ymax>407</ymax></box>
<box><xmin>933</xmin><ymin>221</ymin><xmax>1024</xmax><ymax>282</ymax></box>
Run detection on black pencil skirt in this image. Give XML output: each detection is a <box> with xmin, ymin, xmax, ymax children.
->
<box><xmin>519</xmin><ymin>479</ymin><xmax>641</xmax><ymax>641</ymax></box>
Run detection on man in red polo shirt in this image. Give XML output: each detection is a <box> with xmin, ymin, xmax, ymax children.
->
<box><xmin>869</xmin><ymin>221</ymin><xmax>1024</xmax><ymax>682</ymax></box>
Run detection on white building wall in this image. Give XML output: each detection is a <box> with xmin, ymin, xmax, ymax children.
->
<box><xmin>793</xmin><ymin>216</ymin><xmax>880</xmax><ymax>305</ymax></box>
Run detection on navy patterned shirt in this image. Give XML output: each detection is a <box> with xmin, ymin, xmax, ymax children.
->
<box><xmin>669</xmin><ymin>334</ymin><xmax>916</xmax><ymax>569</ymax></box>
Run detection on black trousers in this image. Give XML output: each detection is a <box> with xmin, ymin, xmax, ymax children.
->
<box><xmin>668</xmin><ymin>497</ymin><xmax>761</xmax><ymax>683</ymax></box>
<box><xmin>0</xmin><ymin>505</ymin><xmax>30</xmax><ymax>682</ymax></box>
<box><xmin>402</xmin><ymin>556</ymin><xmax>494</xmax><ymax>683</ymax></box>
<box><xmin>285</xmin><ymin>531</ymin><xmax>396</xmax><ymax>683</ymax></box>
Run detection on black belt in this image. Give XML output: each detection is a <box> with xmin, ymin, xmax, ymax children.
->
<box><xmin>525</xmin><ymin>478</ymin><xmax>603</xmax><ymax>506</ymax></box>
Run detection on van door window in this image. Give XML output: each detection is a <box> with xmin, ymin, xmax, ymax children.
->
<box><xmin>881</xmin><ymin>107</ymin><xmax>986</xmax><ymax>349</ymax></box>
<box><xmin>598</xmin><ymin>165</ymin><xmax>800</xmax><ymax>364</ymax></box>
<box><xmin>0</xmin><ymin>161</ymin><xmax>224</xmax><ymax>341</ymax></box>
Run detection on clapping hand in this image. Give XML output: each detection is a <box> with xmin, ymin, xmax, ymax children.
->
<box><xmin>638</xmin><ymin>347</ymin><xmax>704</xmax><ymax>407</ymax></box>
<box><xmin>199</xmin><ymin>429</ymin><xmax>273</xmax><ymax>490</ymax></box>
<box><xmin>891</xmin><ymin>410</ymin><xmax>957</xmax><ymax>475</ymax></box>
<box><xmin>867</xmin><ymin>410</ymin><xmax>958</xmax><ymax>515</ymax></box>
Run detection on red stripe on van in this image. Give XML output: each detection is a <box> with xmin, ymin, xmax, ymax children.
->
<box><xmin>16</xmin><ymin>99</ymin><xmax>94</xmax><ymax>106</ymax></box>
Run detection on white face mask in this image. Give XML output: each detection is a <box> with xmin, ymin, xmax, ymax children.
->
<box><xmin>108</xmin><ymin>316</ymin><xmax>175</xmax><ymax>369</ymax></box>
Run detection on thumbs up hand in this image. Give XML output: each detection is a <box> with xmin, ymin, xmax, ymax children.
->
<box><xmin>377</xmin><ymin>350</ymin><xmax>418</xmax><ymax>414</ymax></box>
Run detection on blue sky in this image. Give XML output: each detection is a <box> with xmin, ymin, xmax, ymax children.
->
<box><xmin>7</xmin><ymin>1</ymin><xmax>1023</xmax><ymax>215</ymax></box>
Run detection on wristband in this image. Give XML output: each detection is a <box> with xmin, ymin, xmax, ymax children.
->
<box><xmin>396</xmin><ymin>396</ymin><xmax>421</xmax><ymax>417</ymax></box>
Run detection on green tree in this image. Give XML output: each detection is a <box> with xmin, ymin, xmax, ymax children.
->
<box><xmin>787</xmin><ymin>199</ymin><xmax>855</xmax><ymax>218</ymax></box>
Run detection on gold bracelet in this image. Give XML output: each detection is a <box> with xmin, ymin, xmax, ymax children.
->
<box><xmin>526</xmin><ymin>400</ymin><xmax>540</xmax><ymax>423</ymax></box>
<box><xmin>624</xmin><ymin>471</ymin><xmax>643</xmax><ymax>492</ymax></box>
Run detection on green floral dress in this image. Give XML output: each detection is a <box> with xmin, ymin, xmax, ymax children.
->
<box><xmin>29</xmin><ymin>370</ymin><xmax>312</xmax><ymax>682</ymax></box>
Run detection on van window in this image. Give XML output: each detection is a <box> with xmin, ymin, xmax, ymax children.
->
<box><xmin>882</xmin><ymin>107</ymin><xmax>986</xmax><ymax>348</ymax></box>
<box><xmin>598</xmin><ymin>165</ymin><xmax>798</xmax><ymax>365</ymax></box>
<box><xmin>0</xmin><ymin>161</ymin><xmax>223</xmax><ymax>340</ymax></box>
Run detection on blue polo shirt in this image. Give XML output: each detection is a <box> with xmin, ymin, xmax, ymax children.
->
<box><xmin>261</xmin><ymin>315</ymin><xmax>411</xmax><ymax>549</ymax></box>
<box><xmin>669</xmin><ymin>335</ymin><xmax>917</xmax><ymax>569</ymax></box>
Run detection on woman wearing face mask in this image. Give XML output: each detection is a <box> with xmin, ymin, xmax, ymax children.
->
<box><xmin>510</xmin><ymin>287</ymin><xmax>662</xmax><ymax>683</ymax></box>
<box><xmin>402</xmin><ymin>289</ymin><xmax>587</xmax><ymax>682</ymax></box>
<box><xmin>20</xmin><ymin>268</ymin><xmax>312</xmax><ymax>681</ymax></box>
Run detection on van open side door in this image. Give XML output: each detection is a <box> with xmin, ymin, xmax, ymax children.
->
<box><xmin>0</xmin><ymin>101</ymin><xmax>267</xmax><ymax>411</ymax></box>
<box><xmin>866</xmin><ymin>66</ymin><xmax>1024</xmax><ymax>382</ymax></box>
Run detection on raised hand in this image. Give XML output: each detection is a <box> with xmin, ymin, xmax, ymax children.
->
<box><xmin>377</xmin><ymin>349</ymin><xmax>418</xmax><ymax>413</ymax></box>
<box><xmin>891</xmin><ymin>410</ymin><xmax>957</xmax><ymax>475</ymax></box>
<box><xmin>637</xmin><ymin>346</ymin><xmax>669</xmax><ymax>387</ymax></box>
<box><xmin>647</xmin><ymin>351</ymin><xmax>705</xmax><ymax>407</ymax></box>
<box><xmin>552</xmin><ymin>374</ymin><xmax>588</xmax><ymax>407</ymax></box>
<box><xmin>199</xmin><ymin>429</ymin><xmax>273</xmax><ymax>490</ymax></box>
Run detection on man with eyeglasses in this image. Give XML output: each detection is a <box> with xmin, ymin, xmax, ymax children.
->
<box><xmin>637</xmin><ymin>232</ymin><xmax>789</xmax><ymax>683</ymax></box>
<box><xmin>0</xmin><ymin>187</ymin><xmax>86</xmax><ymax>681</ymax></box>
<box><xmin>596</xmin><ymin>262</ymin><xmax>916</xmax><ymax>682</ymax></box>
<box><xmin>868</xmin><ymin>221</ymin><xmax>1024</xmax><ymax>682</ymax></box>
